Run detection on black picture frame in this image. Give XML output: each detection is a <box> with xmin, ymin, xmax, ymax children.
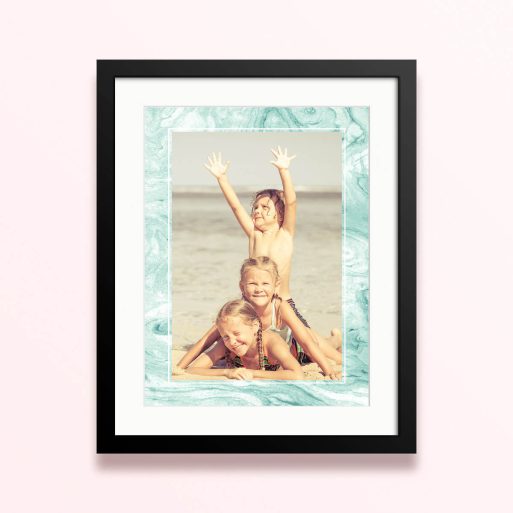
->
<box><xmin>97</xmin><ymin>60</ymin><xmax>416</xmax><ymax>454</ymax></box>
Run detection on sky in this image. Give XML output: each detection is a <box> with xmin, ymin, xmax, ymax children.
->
<box><xmin>170</xmin><ymin>131</ymin><xmax>342</xmax><ymax>189</ymax></box>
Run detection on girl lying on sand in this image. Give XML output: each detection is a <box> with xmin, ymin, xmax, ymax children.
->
<box><xmin>176</xmin><ymin>257</ymin><xmax>342</xmax><ymax>380</ymax></box>
<box><xmin>183</xmin><ymin>299</ymin><xmax>304</xmax><ymax>380</ymax></box>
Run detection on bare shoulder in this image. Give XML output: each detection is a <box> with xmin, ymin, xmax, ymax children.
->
<box><xmin>264</xmin><ymin>330</ymin><xmax>288</xmax><ymax>348</ymax></box>
<box><xmin>264</xmin><ymin>331</ymin><xmax>291</xmax><ymax>363</ymax></box>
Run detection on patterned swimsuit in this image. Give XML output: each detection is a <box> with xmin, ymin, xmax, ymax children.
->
<box><xmin>225</xmin><ymin>335</ymin><xmax>281</xmax><ymax>371</ymax></box>
<box><xmin>284</xmin><ymin>298</ymin><xmax>313</xmax><ymax>365</ymax></box>
<box><xmin>226</xmin><ymin>298</ymin><xmax>313</xmax><ymax>369</ymax></box>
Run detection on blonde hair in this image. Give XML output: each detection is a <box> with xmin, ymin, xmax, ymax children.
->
<box><xmin>216</xmin><ymin>299</ymin><xmax>259</xmax><ymax>327</ymax></box>
<box><xmin>251</xmin><ymin>189</ymin><xmax>285</xmax><ymax>226</ymax></box>
<box><xmin>215</xmin><ymin>299</ymin><xmax>266</xmax><ymax>370</ymax></box>
<box><xmin>239</xmin><ymin>256</ymin><xmax>280</xmax><ymax>285</ymax></box>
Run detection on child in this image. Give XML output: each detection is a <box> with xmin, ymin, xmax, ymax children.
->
<box><xmin>177</xmin><ymin>257</ymin><xmax>341</xmax><ymax>379</ymax></box>
<box><xmin>204</xmin><ymin>147</ymin><xmax>296</xmax><ymax>300</ymax></box>
<box><xmin>204</xmin><ymin>147</ymin><xmax>337</xmax><ymax>362</ymax></box>
<box><xmin>183</xmin><ymin>299</ymin><xmax>304</xmax><ymax>381</ymax></box>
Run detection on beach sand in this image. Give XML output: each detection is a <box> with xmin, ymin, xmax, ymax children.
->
<box><xmin>171</xmin><ymin>191</ymin><xmax>342</xmax><ymax>381</ymax></box>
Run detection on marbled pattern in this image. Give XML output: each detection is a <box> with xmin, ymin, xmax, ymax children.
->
<box><xmin>144</xmin><ymin>107</ymin><xmax>369</xmax><ymax>406</ymax></box>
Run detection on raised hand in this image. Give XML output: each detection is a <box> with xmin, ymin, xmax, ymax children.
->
<box><xmin>270</xmin><ymin>146</ymin><xmax>296</xmax><ymax>171</ymax></box>
<box><xmin>204</xmin><ymin>152</ymin><xmax>230</xmax><ymax>179</ymax></box>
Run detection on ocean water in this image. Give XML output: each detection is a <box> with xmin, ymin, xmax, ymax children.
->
<box><xmin>144</xmin><ymin>106</ymin><xmax>369</xmax><ymax>406</ymax></box>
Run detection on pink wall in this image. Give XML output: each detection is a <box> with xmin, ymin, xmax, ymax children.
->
<box><xmin>1</xmin><ymin>1</ymin><xmax>512</xmax><ymax>511</ymax></box>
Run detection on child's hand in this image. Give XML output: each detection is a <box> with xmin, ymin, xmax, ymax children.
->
<box><xmin>204</xmin><ymin>152</ymin><xmax>230</xmax><ymax>179</ymax></box>
<box><xmin>270</xmin><ymin>146</ymin><xmax>296</xmax><ymax>171</ymax></box>
<box><xmin>172</xmin><ymin>365</ymin><xmax>186</xmax><ymax>376</ymax></box>
<box><xmin>325</xmin><ymin>371</ymin><xmax>341</xmax><ymax>380</ymax></box>
<box><xmin>226</xmin><ymin>368</ymin><xmax>254</xmax><ymax>380</ymax></box>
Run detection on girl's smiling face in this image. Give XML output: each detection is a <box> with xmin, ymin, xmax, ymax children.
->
<box><xmin>252</xmin><ymin>196</ymin><xmax>278</xmax><ymax>228</ymax></box>
<box><xmin>217</xmin><ymin>316</ymin><xmax>258</xmax><ymax>357</ymax></box>
<box><xmin>240</xmin><ymin>269</ymin><xmax>279</xmax><ymax>308</ymax></box>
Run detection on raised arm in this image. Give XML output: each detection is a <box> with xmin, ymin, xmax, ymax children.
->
<box><xmin>204</xmin><ymin>152</ymin><xmax>254</xmax><ymax>237</ymax></box>
<box><xmin>270</xmin><ymin>146</ymin><xmax>297</xmax><ymax>235</ymax></box>
<box><xmin>279</xmin><ymin>300</ymin><xmax>338</xmax><ymax>379</ymax></box>
<box><xmin>175</xmin><ymin>324</ymin><xmax>221</xmax><ymax>369</ymax></box>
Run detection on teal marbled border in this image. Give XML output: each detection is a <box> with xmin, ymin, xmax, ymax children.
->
<box><xmin>144</xmin><ymin>107</ymin><xmax>369</xmax><ymax>406</ymax></box>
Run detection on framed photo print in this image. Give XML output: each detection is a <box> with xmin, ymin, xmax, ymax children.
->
<box><xmin>97</xmin><ymin>60</ymin><xmax>416</xmax><ymax>453</ymax></box>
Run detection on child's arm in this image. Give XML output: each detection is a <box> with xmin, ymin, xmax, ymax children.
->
<box><xmin>255</xmin><ymin>333</ymin><xmax>303</xmax><ymax>380</ymax></box>
<box><xmin>204</xmin><ymin>152</ymin><xmax>254</xmax><ymax>237</ymax></box>
<box><xmin>185</xmin><ymin>335</ymin><xmax>303</xmax><ymax>380</ymax></box>
<box><xmin>270</xmin><ymin>146</ymin><xmax>297</xmax><ymax>235</ymax></box>
<box><xmin>280</xmin><ymin>300</ymin><xmax>339</xmax><ymax>379</ymax></box>
<box><xmin>203</xmin><ymin>335</ymin><xmax>303</xmax><ymax>380</ymax></box>
<box><xmin>175</xmin><ymin>324</ymin><xmax>221</xmax><ymax>369</ymax></box>
<box><xmin>183</xmin><ymin>340</ymin><xmax>228</xmax><ymax>377</ymax></box>
<box><xmin>184</xmin><ymin>343</ymin><xmax>262</xmax><ymax>380</ymax></box>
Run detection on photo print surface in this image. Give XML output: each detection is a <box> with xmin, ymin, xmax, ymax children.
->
<box><xmin>144</xmin><ymin>107</ymin><xmax>368</xmax><ymax>406</ymax></box>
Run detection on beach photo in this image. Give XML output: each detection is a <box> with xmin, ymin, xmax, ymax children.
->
<box><xmin>143</xmin><ymin>106</ymin><xmax>369</xmax><ymax>406</ymax></box>
<box><xmin>169</xmin><ymin>131</ymin><xmax>343</xmax><ymax>381</ymax></box>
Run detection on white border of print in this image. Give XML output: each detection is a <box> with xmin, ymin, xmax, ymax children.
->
<box><xmin>115</xmin><ymin>77</ymin><xmax>397</xmax><ymax>436</ymax></box>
